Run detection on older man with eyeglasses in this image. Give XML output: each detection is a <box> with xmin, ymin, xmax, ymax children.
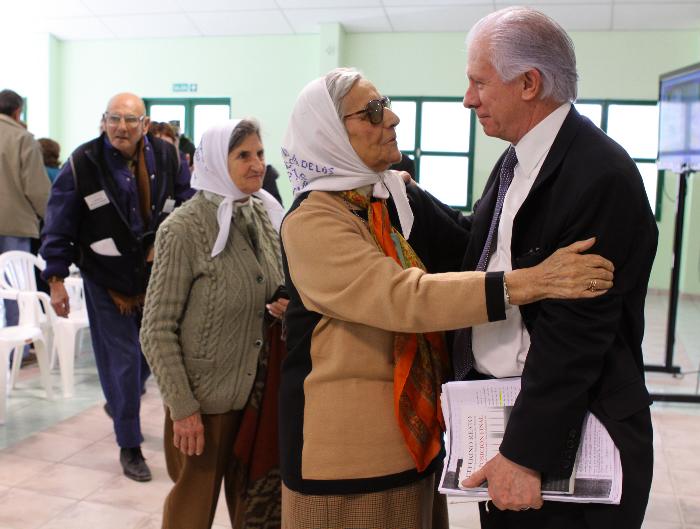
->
<box><xmin>40</xmin><ymin>92</ymin><xmax>192</xmax><ymax>482</ymax></box>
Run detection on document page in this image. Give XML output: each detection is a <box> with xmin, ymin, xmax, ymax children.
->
<box><xmin>439</xmin><ymin>378</ymin><xmax>622</xmax><ymax>504</ymax></box>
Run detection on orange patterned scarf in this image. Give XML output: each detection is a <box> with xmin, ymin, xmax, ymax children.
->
<box><xmin>339</xmin><ymin>190</ymin><xmax>448</xmax><ymax>472</ymax></box>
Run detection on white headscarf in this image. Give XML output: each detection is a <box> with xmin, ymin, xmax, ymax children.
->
<box><xmin>281</xmin><ymin>77</ymin><xmax>414</xmax><ymax>237</ymax></box>
<box><xmin>191</xmin><ymin>120</ymin><xmax>284</xmax><ymax>257</ymax></box>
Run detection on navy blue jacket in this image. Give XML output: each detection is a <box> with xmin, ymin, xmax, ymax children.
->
<box><xmin>41</xmin><ymin>134</ymin><xmax>191</xmax><ymax>295</ymax></box>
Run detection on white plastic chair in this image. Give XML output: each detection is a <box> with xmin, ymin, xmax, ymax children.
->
<box><xmin>0</xmin><ymin>251</ymin><xmax>38</xmax><ymax>291</ymax></box>
<box><xmin>0</xmin><ymin>251</ymin><xmax>53</xmax><ymax>382</ymax></box>
<box><xmin>0</xmin><ymin>290</ymin><xmax>53</xmax><ymax>424</ymax></box>
<box><xmin>0</xmin><ymin>251</ymin><xmax>89</xmax><ymax>398</ymax></box>
<box><xmin>49</xmin><ymin>276</ymin><xmax>90</xmax><ymax>397</ymax></box>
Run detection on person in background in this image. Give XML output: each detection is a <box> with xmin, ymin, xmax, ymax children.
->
<box><xmin>38</xmin><ymin>138</ymin><xmax>61</xmax><ymax>183</ymax></box>
<box><xmin>34</xmin><ymin>137</ymin><xmax>63</xmax><ymax>293</ymax></box>
<box><xmin>278</xmin><ymin>68</ymin><xmax>614</xmax><ymax>529</ymax></box>
<box><xmin>0</xmin><ymin>89</ymin><xmax>50</xmax><ymax>326</ymax></box>
<box><xmin>141</xmin><ymin>119</ymin><xmax>286</xmax><ymax>529</ymax></box>
<box><xmin>262</xmin><ymin>164</ymin><xmax>284</xmax><ymax>206</ymax></box>
<box><xmin>169</xmin><ymin>120</ymin><xmax>196</xmax><ymax>172</ymax></box>
<box><xmin>149</xmin><ymin>122</ymin><xmax>195</xmax><ymax>199</ymax></box>
<box><xmin>454</xmin><ymin>8</ymin><xmax>657</xmax><ymax>528</ymax></box>
<box><xmin>40</xmin><ymin>92</ymin><xmax>191</xmax><ymax>482</ymax></box>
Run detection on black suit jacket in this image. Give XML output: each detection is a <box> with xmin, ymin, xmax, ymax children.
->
<box><xmin>463</xmin><ymin>107</ymin><xmax>658</xmax><ymax>526</ymax></box>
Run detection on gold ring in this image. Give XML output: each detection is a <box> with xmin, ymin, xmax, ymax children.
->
<box><xmin>588</xmin><ymin>279</ymin><xmax>597</xmax><ymax>291</ymax></box>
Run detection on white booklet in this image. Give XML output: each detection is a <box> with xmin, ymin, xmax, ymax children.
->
<box><xmin>439</xmin><ymin>377</ymin><xmax>622</xmax><ymax>504</ymax></box>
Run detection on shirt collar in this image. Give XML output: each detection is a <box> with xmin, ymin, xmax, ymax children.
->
<box><xmin>103</xmin><ymin>133</ymin><xmax>151</xmax><ymax>161</ymax></box>
<box><xmin>513</xmin><ymin>102</ymin><xmax>571</xmax><ymax>179</ymax></box>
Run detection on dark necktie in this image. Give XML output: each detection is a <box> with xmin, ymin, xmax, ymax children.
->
<box><xmin>453</xmin><ymin>146</ymin><xmax>518</xmax><ymax>380</ymax></box>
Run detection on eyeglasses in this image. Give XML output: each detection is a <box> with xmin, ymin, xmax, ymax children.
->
<box><xmin>342</xmin><ymin>96</ymin><xmax>391</xmax><ymax>125</ymax></box>
<box><xmin>103</xmin><ymin>113</ymin><xmax>145</xmax><ymax>128</ymax></box>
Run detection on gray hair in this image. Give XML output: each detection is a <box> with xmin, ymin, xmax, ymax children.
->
<box><xmin>228</xmin><ymin>118</ymin><xmax>261</xmax><ymax>153</ymax></box>
<box><xmin>325</xmin><ymin>67</ymin><xmax>363</xmax><ymax>119</ymax></box>
<box><xmin>466</xmin><ymin>7</ymin><xmax>578</xmax><ymax>103</ymax></box>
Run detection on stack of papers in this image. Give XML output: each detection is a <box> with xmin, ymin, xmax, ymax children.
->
<box><xmin>439</xmin><ymin>378</ymin><xmax>622</xmax><ymax>504</ymax></box>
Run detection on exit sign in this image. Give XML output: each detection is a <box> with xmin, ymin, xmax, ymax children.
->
<box><xmin>172</xmin><ymin>83</ymin><xmax>198</xmax><ymax>93</ymax></box>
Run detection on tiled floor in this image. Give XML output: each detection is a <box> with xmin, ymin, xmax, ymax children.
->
<box><xmin>0</xmin><ymin>294</ymin><xmax>698</xmax><ymax>528</ymax></box>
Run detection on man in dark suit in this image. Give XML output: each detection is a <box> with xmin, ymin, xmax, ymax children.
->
<box><xmin>454</xmin><ymin>7</ymin><xmax>658</xmax><ymax>529</ymax></box>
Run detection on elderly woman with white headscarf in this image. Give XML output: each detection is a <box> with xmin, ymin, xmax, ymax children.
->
<box><xmin>141</xmin><ymin>119</ymin><xmax>286</xmax><ymax>529</ymax></box>
<box><xmin>278</xmin><ymin>68</ymin><xmax>614</xmax><ymax>529</ymax></box>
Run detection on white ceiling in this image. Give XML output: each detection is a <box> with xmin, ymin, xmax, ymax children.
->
<box><xmin>9</xmin><ymin>0</ymin><xmax>700</xmax><ymax>40</ymax></box>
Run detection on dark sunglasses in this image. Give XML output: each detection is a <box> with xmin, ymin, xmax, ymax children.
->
<box><xmin>343</xmin><ymin>96</ymin><xmax>392</xmax><ymax>125</ymax></box>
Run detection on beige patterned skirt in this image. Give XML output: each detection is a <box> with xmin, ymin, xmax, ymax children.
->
<box><xmin>281</xmin><ymin>475</ymin><xmax>448</xmax><ymax>529</ymax></box>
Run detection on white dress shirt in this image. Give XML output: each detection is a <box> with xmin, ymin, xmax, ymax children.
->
<box><xmin>472</xmin><ymin>103</ymin><xmax>571</xmax><ymax>377</ymax></box>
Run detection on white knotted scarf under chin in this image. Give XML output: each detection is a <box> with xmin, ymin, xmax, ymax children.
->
<box><xmin>191</xmin><ymin>120</ymin><xmax>284</xmax><ymax>257</ymax></box>
<box><xmin>280</xmin><ymin>77</ymin><xmax>414</xmax><ymax>237</ymax></box>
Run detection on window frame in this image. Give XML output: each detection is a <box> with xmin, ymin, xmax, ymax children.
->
<box><xmin>143</xmin><ymin>97</ymin><xmax>231</xmax><ymax>143</ymax></box>
<box><xmin>390</xmin><ymin>96</ymin><xmax>476</xmax><ymax>211</ymax></box>
<box><xmin>576</xmin><ymin>98</ymin><xmax>663</xmax><ymax>221</ymax></box>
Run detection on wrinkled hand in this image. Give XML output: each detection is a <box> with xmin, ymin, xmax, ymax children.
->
<box><xmin>50</xmin><ymin>282</ymin><xmax>70</xmax><ymax>317</ymax></box>
<box><xmin>266</xmin><ymin>298</ymin><xmax>289</xmax><ymax>319</ymax></box>
<box><xmin>539</xmin><ymin>237</ymin><xmax>614</xmax><ymax>299</ymax></box>
<box><xmin>396</xmin><ymin>170</ymin><xmax>416</xmax><ymax>186</ymax></box>
<box><xmin>173</xmin><ymin>411</ymin><xmax>205</xmax><ymax>456</ymax></box>
<box><xmin>507</xmin><ymin>237</ymin><xmax>614</xmax><ymax>305</ymax></box>
<box><xmin>462</xmin><ymin>453</ymin><xmax>543</xmax><ymax>512</ymax></box>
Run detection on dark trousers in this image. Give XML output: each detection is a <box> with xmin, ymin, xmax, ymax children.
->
<box><xmin>83</xmin><ymin>276</ymin><xmax>149</xmax><ymax>448</ymax></box>
<box><xmin>163</xmin><ymin>408</ymin><xmax>244</xmax><ymax>529</ymax></box>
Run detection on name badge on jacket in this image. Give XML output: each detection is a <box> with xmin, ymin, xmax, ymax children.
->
<box><xmin>84</xmin><ymin>190</ymin><xmax>110</xmax><ymax>210</ymax></box>
<box><xmin>90</xmin><ymin>237</ymin><xmax>122</xmax><ymax>257</ymax></box>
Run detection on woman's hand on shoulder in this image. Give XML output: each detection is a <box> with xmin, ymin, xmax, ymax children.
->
<box><xmin>506</xmin><ymin>237</ymin><xmax>614</xmax><ymax>305</ymax></box>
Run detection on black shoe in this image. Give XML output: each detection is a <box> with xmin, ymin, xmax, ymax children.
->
<box><xmin>120</xmin><ymin>447</ymin><xmax>152</xmax><ymax>482</ymax></box>
<box><xmin>103</xmin><ymin>402</ymin><xmax>112</xmax><ymax>418</ymax></box>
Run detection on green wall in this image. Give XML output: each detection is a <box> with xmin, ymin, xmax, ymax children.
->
<box><xmin>47</xmin><ymin>28</ymin><xmax>700</xmax><ymax>293</ymax></box>
<box><xmin>54</xmin><ymin>33</ymin><xmax>320</xmax><ymax>207</ymax></box>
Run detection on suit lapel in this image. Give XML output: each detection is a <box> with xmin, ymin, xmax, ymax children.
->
<box><xmin>528</xmin><ymin>106</ymin><xmax>584</xmax><ymax>196</ymax></box>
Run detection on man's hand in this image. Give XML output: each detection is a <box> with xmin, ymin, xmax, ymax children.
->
<box><xmin>50</xmin><ymin>281</ymin><xmax>70</xmax><ymax>317</ymax></box>
<box><xmin>173</xmin><ymin>411</ymin><xmax>205</xmax><ymax>456</ymax></box>
<box><xmin>461</xmin><ymin>452</ymin><xmax>543</xmax><ymax>511</ymax></box>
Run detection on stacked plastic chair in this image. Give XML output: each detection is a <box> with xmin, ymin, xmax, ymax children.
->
<box><xmin>0</xmin><ymin>289</ymin><xmax>53</xmax><ymax>423</ymax></box>
<box><xmin>0</xmin><ymin>251</ymin><xmax>89</xmax><ymax>399</ymax></box>
<box><xmin>49</xmin><ymin>275</ymin><xmax>90</xmax><ymax>397</ymax></box>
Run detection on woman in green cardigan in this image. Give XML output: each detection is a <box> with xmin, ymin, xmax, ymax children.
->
<box><xmin>141</xmin><ymin>119</ymin><xmax>286</xmax><ymax>529</ymax></box>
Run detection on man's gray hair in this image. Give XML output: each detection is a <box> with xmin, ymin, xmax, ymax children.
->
<box><xmin>325</xmin><ymin>67</ymin><xmax>363</xmax><ymax>119</ymax></box>
<box><xmin>467</xmin><ymin>7</ymin><xmax>578</xmax><ymax>103</ymax></box>
<box><xmin>228</xmin><ymin>118</ymin><xmax>261</xmax><ymax>153</ymax></box>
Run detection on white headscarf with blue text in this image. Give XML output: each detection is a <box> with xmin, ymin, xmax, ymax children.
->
<box><xmin>280</xmin><ymin>77</ymin><xmax>413</xmax><ymax>237</ymax></box>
